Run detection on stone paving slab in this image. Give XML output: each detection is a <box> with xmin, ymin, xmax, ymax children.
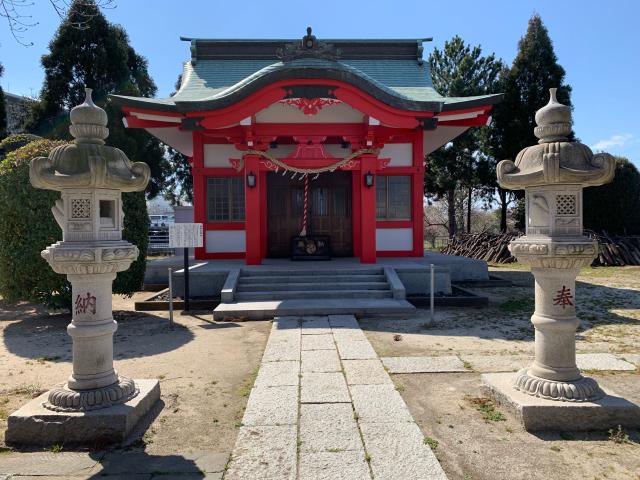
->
<box><xmin>300</xmin><ymin>403</ymin><xmax>364</xmax><ymax>453</ymax></box>
<box><xmin>301</xmin><ymin>316</ymin><xmax>332</xmax><ymax>335</ymax></box>
<box><xmin>332</xmin><ymin>328</ymin><xmax>368</xmax><ymax>342</ymax></box>
<box><xmin>328</xmin><ymin>315</ymin><xmax>360</xmax><ymax>329</ymax></box>
<box><xmin>343</xmin><ymin>359</ymin><xmax>393</xmax><ymax>385</ymax></box>
<box><xmin>301</xmin><ymin>349</ymin><xmax>341</xmax><ymax>373</ymax></box>
<box><xmin>242</xmin><ymin>386</ymin><xmax>298</xmax><ymax>426</ymax></box>
<box><xmin>225</xmin><ymin>425</ymin><xmax>297</xmax><ymax>480</ymax></box>
<box><xmin>0</xmin><ymin>452</ymin><xmax>100</xmax><ymax>476</ymax></box>
<box><xmin>273</xmin><ymin>317</ymin><xmax>301</xmax><ymax>330</ymax></box>
<box><xmin>458</xmin><ymin>354</ymin><xmax>530</xmax><ymax>373</ymax></box>
<box><xmin>262</xmin><ymin>331</ymin><xmax>301</xmax><ymax>362</ymax></box>
<box><xmin>381</xmin><ymin>356</ymin><xmax>466</xmax><ymax>373</ymax></box>
<box><xmin>335</xmin><ymin>340</ymin><xmax>378</xmax><ymax>360</ymax></box>
<box><xmin>254</xmin><ymin>360</ymin><xmax>300</xmax><ymax>387</ymax></box>
<box><xmin>359</xmin><ymin>422</ymin><xmax>447</xmax><ymax>480</ymax></box>
<box><xmin>621</xmin><ymin>353</ymin><xmax>640</xmax><ymax>367</ymax></box>
<box><xmin>350</xmin><ymin>384</ymin><xmax>413</xmax><ymax>423</ymax></box>
<box><xmin>301</xmin><ymin>372</ymin><xmax>351</xmax><ymax>403</ymax></box>
<box><xmin>576</xmin><ymin>353</ymin><xmax>637</xmax><ymax>371</ymax></box>
<box><xmin>299</xmin><ymin>451</ymin><xmax>371</xmax><ymax>480</ymax></box>
<box><xmin>100</xmin><ymin>451</ymin><xmax>229</xmax><ymax>475</ymax></box>
<box><xmin>301</xmin><ymin>334</ymin><xmax>336</xmax><ymax>351</ymax></box>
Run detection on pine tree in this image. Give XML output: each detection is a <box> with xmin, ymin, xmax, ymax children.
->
<box><xmin>489</xmin><ymin>14</ymin><xmax>572</xmax><ymax>231</ymax></box>
<box><xmin>426</xmin><ymin>36</ymin><xmax>502</xmax><ymax>236</ymax></box>
<box><xmin>23</xmin><ymin>0</ymin><xmax>167</xmax><ymax>197</ymax></box>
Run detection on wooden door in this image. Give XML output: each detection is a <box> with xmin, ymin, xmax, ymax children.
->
<box><xmin>267</xmin><ymin>171</ymin><xmax>352</xmax><ymax>257</ymax></box>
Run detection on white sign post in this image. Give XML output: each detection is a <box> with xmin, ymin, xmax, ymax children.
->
<box><xmin>168</xmin><ymin>223</ymin><xmax>203</xmax><ymax>312</ymax></box>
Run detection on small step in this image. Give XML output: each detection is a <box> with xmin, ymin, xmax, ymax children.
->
<box><xmin>213</xmin><ymin>298</ymin><xmax>416</xmax><ymax>321</ymax></box>
<box><xmin>239</xmin><ymin>268</ymin><xmax>384</xmax><ymax>277</ymax></box>
<box><xmin>234</xmin><ymin>290</ymin><xmax>393</xmax><ymax>301</ymax></box>
<box><xmin>236</xmin><ymin>282</ymin><xmax>391</xmax><ymax>292</ymax></box>
<box><xmin>238</xmin><ymin>275</ymin><xmax>386</xmax><ymax>284</ymax></box>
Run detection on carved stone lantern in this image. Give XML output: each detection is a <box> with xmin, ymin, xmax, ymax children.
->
<box><xmin>6</xmin><ymin>89</ymin><xmax>160</xmax><ymax>445</ymax></box>
<box><xmin>483</xmin><ymin>89</ymin><xmax>640</xmax><ymax>430</ymax></box>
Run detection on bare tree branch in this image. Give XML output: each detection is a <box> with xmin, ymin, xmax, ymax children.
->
<box><xmin>0</xmin><ymin>0</ymin><xmax>116</xmax><ymax>46</ymax></box>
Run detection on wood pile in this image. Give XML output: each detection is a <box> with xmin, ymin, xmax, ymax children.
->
<box><xmin>440</xmin><ymin>231</ymin><xmax>640</xmax><ymax>267</ymax></box>
<box><xmin>586</xmin><ymin>230</ymin><xmax>640</xmax><ymax>266</ymax></box>
<box><xmin>440</xmin><ymin>232</ymin><xmax>522</xmax><ymax>264</ymax></box>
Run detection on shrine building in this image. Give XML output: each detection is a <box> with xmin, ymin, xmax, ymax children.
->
<box><xmin>111</xmin><ymin>28</ymin><xmax>501</xmax><ymax>265</ymax></box>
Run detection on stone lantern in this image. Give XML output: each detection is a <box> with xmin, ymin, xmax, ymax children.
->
<box><xmin>483</xmin><ymin>88</ymin><xmax>640</xmax><ymax>430</ymax></box>
<box><xmin>6</xmin><ymin>89</ymin><xmax>160</xmax><ymax>445</ymax></box>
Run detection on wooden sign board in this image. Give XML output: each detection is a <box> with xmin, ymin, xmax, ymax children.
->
<box><xmin>169</xmin><ymin>223</ymin><xmax>203</xmax><ymax>248</ymax></box>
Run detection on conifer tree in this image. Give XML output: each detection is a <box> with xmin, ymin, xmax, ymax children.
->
<box><xmin>23</xmin><ymin>0</ymin><xmax>167</xmax><ymax>197</ymax></box>
<box><xmin>426</xmin><ymin>36</ymin><xmax>502</xmax><ymax>236</ymax></box>
<box><xmin>489</xmin><ymin>14</ymin><xmax>572</xmax><ymax>231</ymax></box>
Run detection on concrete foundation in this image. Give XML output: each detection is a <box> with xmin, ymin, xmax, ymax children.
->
<box><xmin>145</xmin><ymin>253</ymin><xmax>483</xmax><ymax>297</ymax></box>
<box><xmin>482</xmin><ymin>373</ymin><xmax>640</xmax><ymax>431</ymax></box>
<box><xmin>6</xmin><ymin>379</ymin><xmax>160</xmax><ymax>446</ymax></box>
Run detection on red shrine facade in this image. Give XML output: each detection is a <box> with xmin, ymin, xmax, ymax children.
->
<box><xmin>111</xmin><ymin>29</ymin><xmax>501</xmax><ymax>264</ymax></box>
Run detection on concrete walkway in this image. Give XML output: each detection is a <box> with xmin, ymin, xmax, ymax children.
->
<box><xmin>225</xmin><ymin>315</ymin><xmax>446</xmax><ymax>480</ymax></box>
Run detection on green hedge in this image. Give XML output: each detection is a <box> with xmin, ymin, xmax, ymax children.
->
<box><xmin>0</xmin><ymin>139</ymin><xmax>149</xmax><ymax>308</ymax></box>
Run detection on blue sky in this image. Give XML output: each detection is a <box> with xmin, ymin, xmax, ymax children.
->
<box><xmin>1</xmin><ymin>0</ymin><xmax>639</xmax><ymax>165</ymax></box>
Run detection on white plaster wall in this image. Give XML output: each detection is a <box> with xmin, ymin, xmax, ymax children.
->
<box><xmin>204</xmin><ymin>144</ymin><xmax>242</xmax><ymax>168</ymax></box>
<box><xmin>205</xmin><ymin>230</ymin><xmax>246</xmax><ymax>253</ymax></box>
<box><xmin>376</xmin><ymin>228</ymin><xmax>413</xmax><ymax>251</ymax></box>
<box><xmin>255</xmin><ymin>101</ymin><xmax>365</xmax><ymax>123</ymax></box>
<box><xmin>379</xmin><ymin>143</ymin><xmax>412</xmax><ymax>167</ymax></box>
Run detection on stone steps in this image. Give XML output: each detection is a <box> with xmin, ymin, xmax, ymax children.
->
<box><xmin>236</xmin><ymin>281</ymin><xmax>390</xmax><ymax>292</ymax></box>
<box><xmin>239</xmin><ymin>268</ymin><xmax>384</xmax><ymax>277</ymax></box>
<box><xmin>235</xmin><ymin>289</ymin><xmax>393</xmax><ymax>301</ymax></box>
<box><xmin>215</xmin><ymin>267</ymin><xmax>414</xmax><ymax>319</ymax></box>
<box><xmin>238</xmin><ymin>274</ymin><xmax>387</xmax><ymax>284</ymax></box>
<box><xmin>213</xmin><ymin>298</ymin><xmax>415</xmax><ymax>321</ymax></box>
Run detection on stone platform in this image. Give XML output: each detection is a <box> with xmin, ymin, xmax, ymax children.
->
<box><xmin>482</xmin><ymin>373</ymin><xmax>640</xmax><ymax>431</ymax></box>
<box><xmin>144</xmin><ymin>252</ymin><xmax>488</xmax><ymax>295</ymax></box>
<box><xmin>6</xmin><ymin>379</ymin><xmax>160</xmax><ymax>446</ymax></box>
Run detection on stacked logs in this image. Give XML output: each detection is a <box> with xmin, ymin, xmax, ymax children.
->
<box><xmin>586</xmin><ymin>230</ymin><xmax>640</xmax><ymax>266</ymax></box>
<box><xmin>440</xmin><ymin>232</ymin><xmax>522</xmax><ymax>264</ymax></box>
<box><xmin>441</xmin><ymin>231</ymin><xmax>640</xmax><ymax>267</ymax></box>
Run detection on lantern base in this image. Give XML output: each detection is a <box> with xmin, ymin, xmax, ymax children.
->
<box><xmin>5</xmin><ymin>379</ymin><xmax>160</xmax><ymax>446</ymax></box>
<box><xmin>482</xmin><ymin>372</ymin><xmax>640</xmax><ymax>431</ymax></box>
<box><xmin>513</xmin><ymin>368</ymin><xmax>604</xmax><ymax>402</ymax></box>
<box><xmin>43</xmin><ymin>376</ymin><xmax>139</xmax><ymax>412</ymax></box>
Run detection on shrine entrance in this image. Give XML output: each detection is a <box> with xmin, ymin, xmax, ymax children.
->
<box><xmin>267</xmin><ymin>171</ymin><xmax>353</xmax><ymax>258</ymax></box>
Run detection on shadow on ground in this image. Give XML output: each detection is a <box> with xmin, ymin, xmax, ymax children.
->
<box><xmin>2</xmin><ymin>309</ymin><xmax>195</xmax><ymax>361</ymax></box>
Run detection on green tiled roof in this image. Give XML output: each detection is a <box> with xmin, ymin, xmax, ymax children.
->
<box><xmin>110</xmin><ymin>39</ymin><xmax>501</xmax><ymax>113</ymax></box>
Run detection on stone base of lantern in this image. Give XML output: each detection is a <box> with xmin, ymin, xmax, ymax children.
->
<box><xmin>5</xmin><ymin>379</ymin><xmax>160</xmax><ymax>446</ymax></box>
<box><xmin>482</xmin><ymin>373</ymin><xmax>640</xmax><ymax>431</ymax></box>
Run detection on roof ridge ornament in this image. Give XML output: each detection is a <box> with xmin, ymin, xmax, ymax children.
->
<box><xmin>276</xmin><ymin>26</ymin><xmax>341</xmax><ymax>62</ymax></box>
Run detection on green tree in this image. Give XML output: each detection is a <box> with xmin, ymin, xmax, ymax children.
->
<box><xmin>426</xmin><ymin>35</ymin><xmax>502</xmax><ymax>236</ymax></box>
<box><xmin>584</xmin><ymin>157</ymin><xmax>640</xmax><ymax>235</ymax></box>
<box><xmin>163</xmin><ymin>75</ymin><xmax>192</xmax><ymax>205</ymax></box>
<box><xmin>0</xmin><ymin>139</ymin><xmax>69</xmax><ymax>308</ymax></box>
<box><xmin>489</xmin><ymin>14</ymin><xmax>572</xmax><ymax>231</ymax></box>
<box><xmin>0</xmin><ymin>63</ymin><xmax>6</xmax><ymax>140</ymax></box>
<box><xmin>0</xmin><ymin>135</ymin><xmax>149</xmax><ymax>308</ymax></box>
<box><xmin>23</xmin><ymin>0</ymin><xmax>167</xmax><ymax>197</ymax></box>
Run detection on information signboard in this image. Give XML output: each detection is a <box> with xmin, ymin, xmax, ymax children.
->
<box><xmin>168</xmin><ymin>223</ymin><xmax>203</xmax><ymax>248</ymax></box>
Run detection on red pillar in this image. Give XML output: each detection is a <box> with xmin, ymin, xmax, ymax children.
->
<box><xmin>244</xmin><ymin>155</ymin><xmax>262</xmax><ymax>265</ymax></box>
<box><xmin>192</xmin><ymin>132</ymin><xmax>206</xmax><ymax>260</ymax></box>
<box><xmin>359</xmin><ymin>155</ymin><xmax>377</xmax><ymax>263</ymax></box>
<box><xmin>412</xmin><ymin>131</ymin><xmax>425</xmax><ymax>256</ymax></box>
